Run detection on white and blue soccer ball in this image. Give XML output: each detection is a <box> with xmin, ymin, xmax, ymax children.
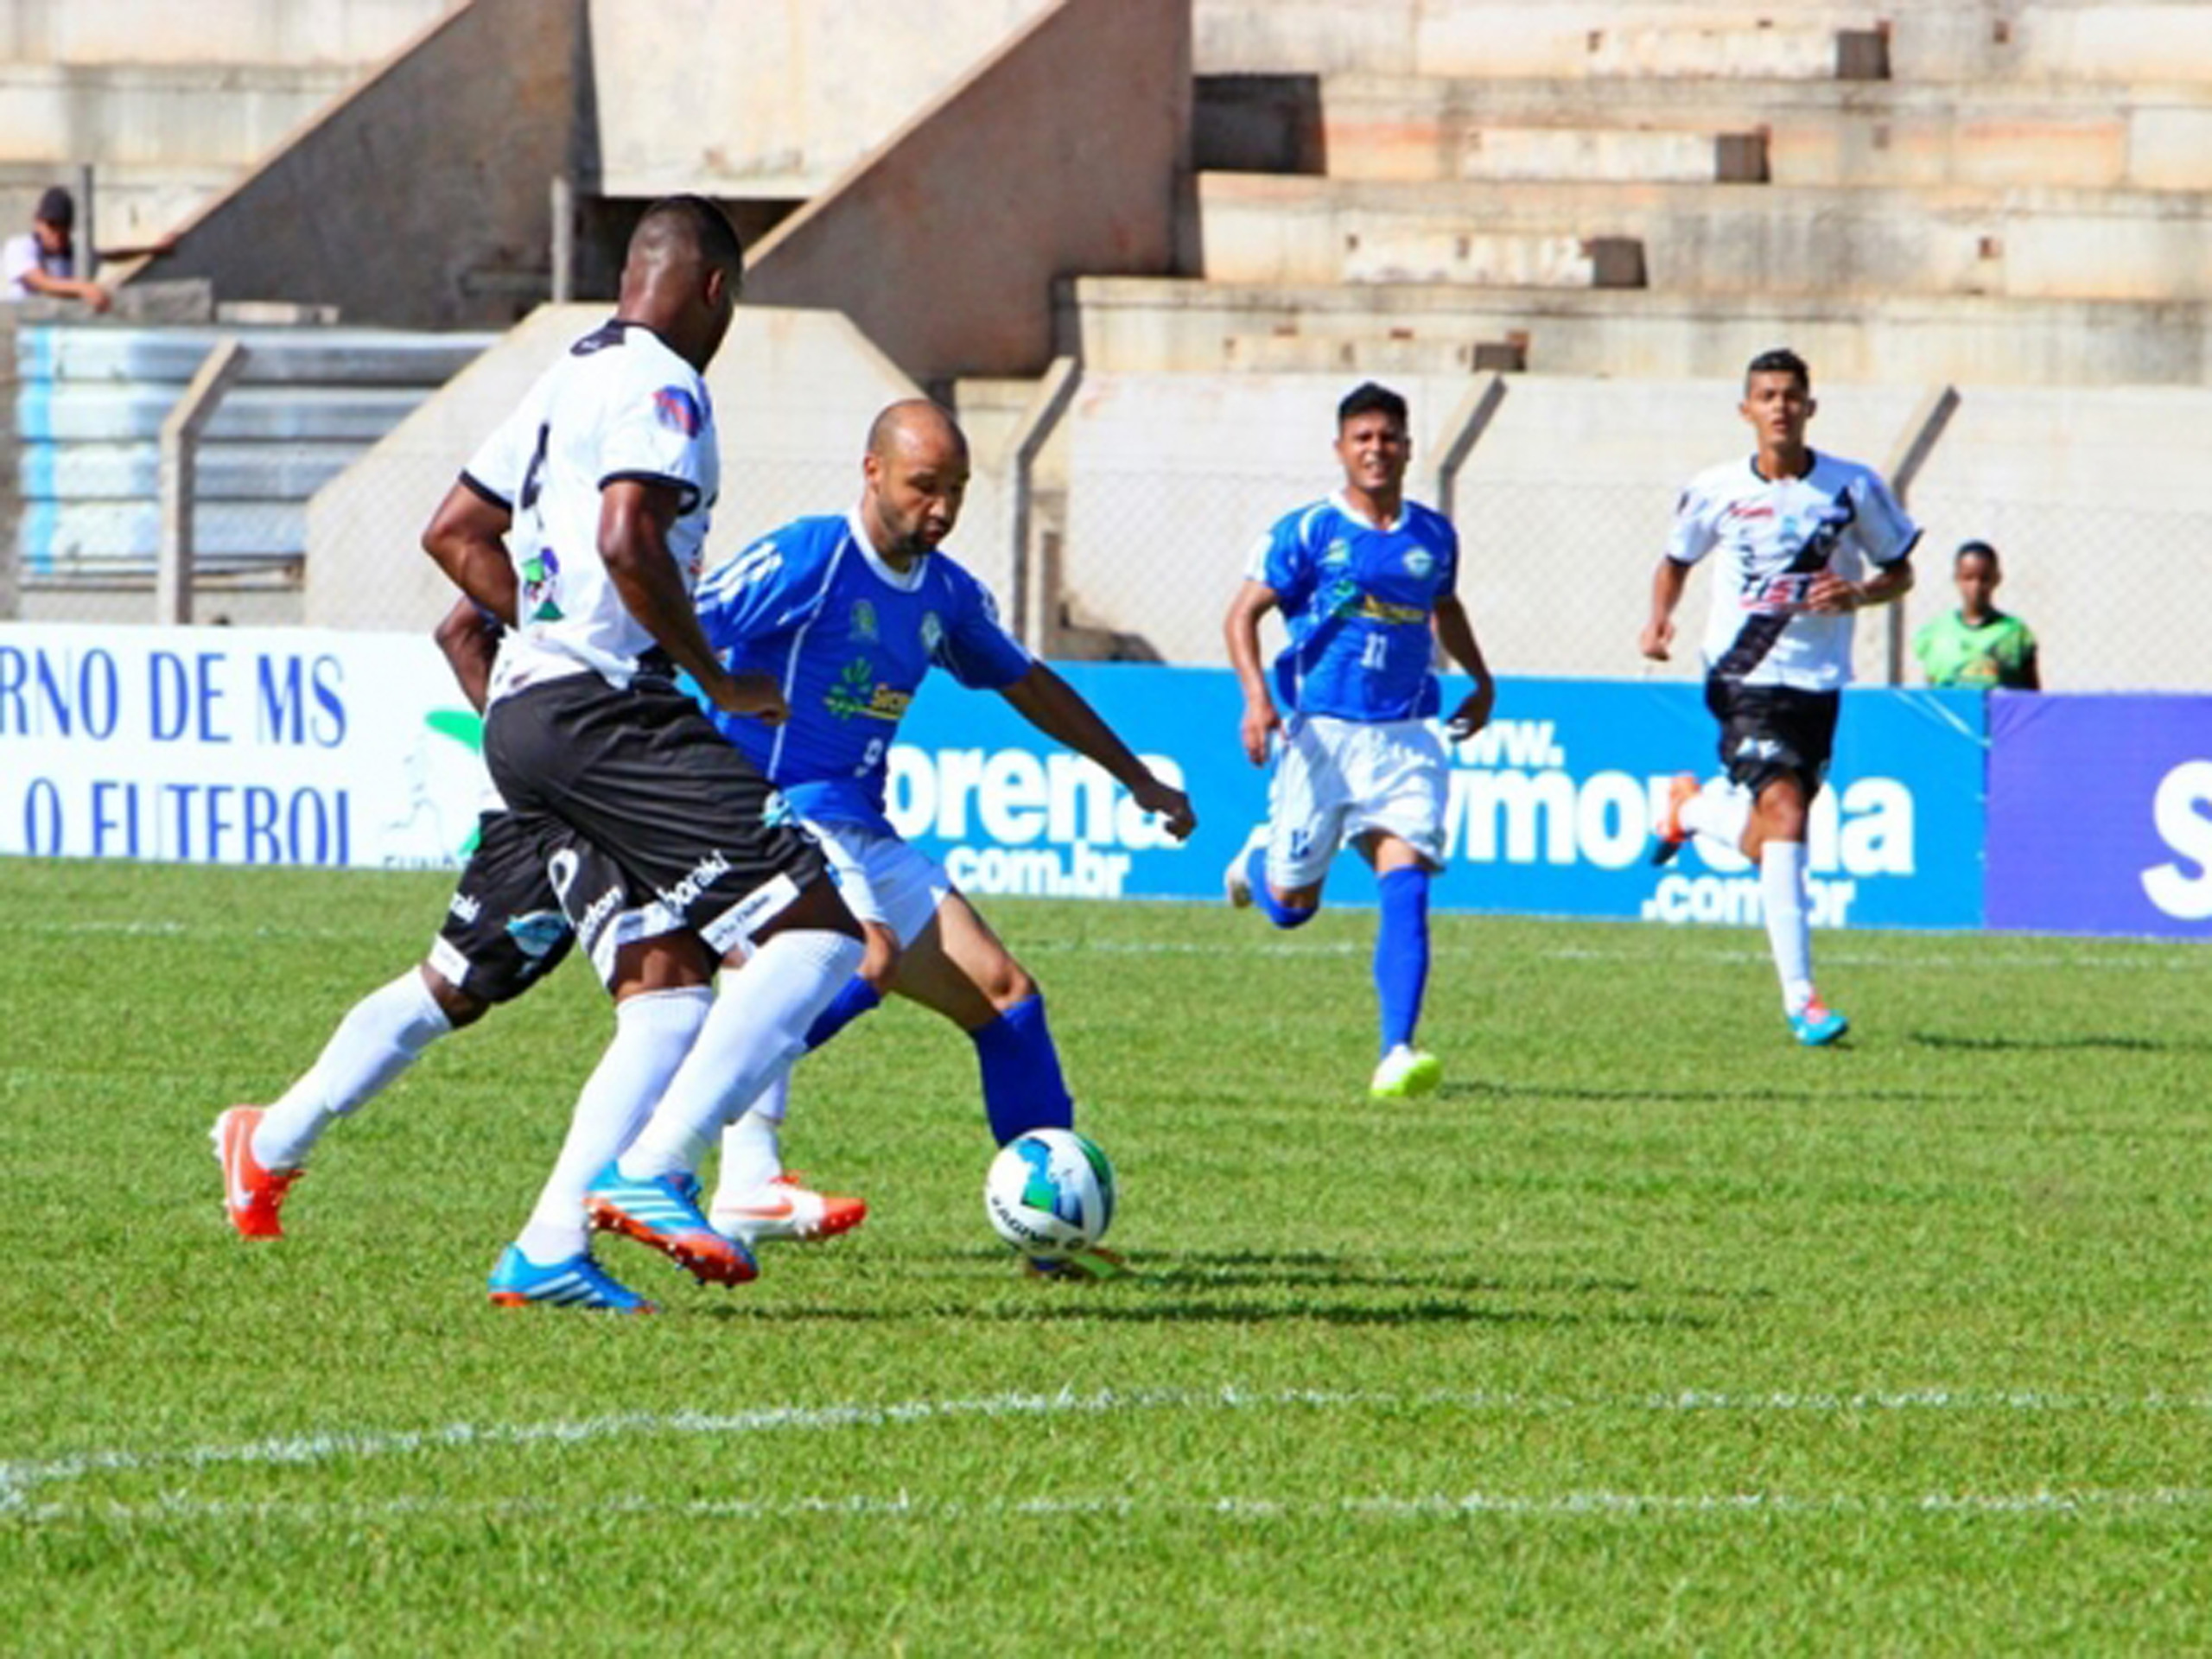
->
<box><xmin>984</xmin><ymin>1128</ymin><xmax>1116</xmax><ymax>1259</ymax></box>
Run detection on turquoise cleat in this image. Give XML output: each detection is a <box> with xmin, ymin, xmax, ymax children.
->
<box><xmin>1789</xmin><ymin>997</ymin><xmax>1850</xmax><ymax>1047</ymax></box>
<box><xmin>486</xmin><ymin>1245</ymin><xmax>655</xmax><ymax>1313</ymax></box>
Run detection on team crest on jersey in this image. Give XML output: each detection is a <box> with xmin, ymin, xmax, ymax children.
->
<box><xmin>762</xmin><ymin>790</ymin><xmax>795</xmax><ymax>829</ymax></box>
<box><xmin>850</xmin><ymin>599</ymin><xmax>879</xmax><ymax>642</ymax></box>
<box><xmin>652</xmin><ymin>385</ymin><xmax>702</xmax><ymax>436</ymax></box>
<box><xmin>1402</xmin><ymin>547</ymin><xmax>1435</xmax><ymax>579</ymax></box>
<box><xmin>1322</xmin><ymin>539</ymin><xmax>1351</xmax><ymax>569</ymax></box>
<box><xmin>919</xmin><ymin>611</ymin><xmax>944</xmax><ymax>653</ymax></box>
<box><xmin>522</xmin><ymin>549</ymin><xmax>563</xmax><ymax>622</ymax></box>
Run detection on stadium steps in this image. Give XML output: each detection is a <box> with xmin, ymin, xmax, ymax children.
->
<box><xmin>1310</xmin><ymin>73</ymin><xmax>2212</xmax><ymax>193</ymax></box>
<box><xmin>1196</xmin><ymin>172</ymin><xmax>2212</xmax><ymax>302</ymax></box>
<box><xmin>1061</xmin><ymin>276</ymin><xmax>2212</xmax><ymax>387</ymax></box>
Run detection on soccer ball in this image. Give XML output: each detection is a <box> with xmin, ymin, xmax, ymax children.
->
<box><xmin>983</xmin><ymin>1128</ymin><xmax>1116</xmax><ymax>1260</ymax></box>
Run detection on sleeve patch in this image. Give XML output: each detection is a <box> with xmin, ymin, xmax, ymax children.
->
<box><xmin>652</xmin><ymin>386</ymin><xmax>703</xmax><ymax>437</ymax></box>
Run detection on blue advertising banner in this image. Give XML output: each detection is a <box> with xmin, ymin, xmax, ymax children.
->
<box><xmin>890</xmin><ymin>668</ymin><xmax>1988</xmax><ymax>931</ymax></box>
<box><xmin>1986</xmin><ymin>692</ymin><xmax>2212</xmax><ymax>938</ymax></box>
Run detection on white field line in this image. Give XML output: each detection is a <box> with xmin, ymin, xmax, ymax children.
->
<box><xmin>10</xmin><ymin>1384</ymin><xmax>2212</xmax><ymax>1516</ymax></box>
<box><xmin>16</xmin><ymin>1486</ymin><xmax>2212</xmax><ymax>1529</ymax></box>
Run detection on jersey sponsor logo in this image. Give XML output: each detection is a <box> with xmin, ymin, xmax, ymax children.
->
<box><xmin>522</xmin><ymin>550</ymin><xmax>563</xmax><ymax>622</ymax></box>
<box><xmin>1357</xmin><ymin>596</ymin><xmax>1427</xmax><ymax>626</ymax></box>
<box><xmin>824</xmin><ymin>658</ymin><xmax>913</xmax><ymax>722</ymax></box>
<box><xmin>652</xmin><ymin>385</ymin><xmax>702</xmax><ymax>436</ymax></box>
<box><xmin>1725</xmin><ymin>501</ymin><xmax>1776</xmax><ymax>522</ymax></box>
<box><xmin>850</xmin><ymin>600</ymin><xmax>879</xmax><ymax>642</ymax></box>
<box><xmin>658</xmin><ymin>849</ymin><xmax>733</xmax><ymax>915</ymax></box>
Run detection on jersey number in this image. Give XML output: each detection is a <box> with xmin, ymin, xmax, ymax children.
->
<box><xmin>518</xmin><ymin>423</ymin><xmax>551</xmax><ymax>515</ymax></box>
<box><xmin>1360</xmin><ymin>632</ymin><xmax>1389</xmax><ymax>671</ymax></box>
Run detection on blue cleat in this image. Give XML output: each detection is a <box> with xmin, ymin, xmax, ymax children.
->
<box><xmin>1789</xmin><ymin>997</ymin><xmax>1850</xmax><ymax>1047</ymax></box>
<box><xmin>585</xmin><ymin>1160</ymin><xmax>758</xmax><ymax>1287</ymax></box>
<box><xmin>487</xmin><ymin>1244</ymin><xmax>655</xmax><ymax>1313</ymax></box>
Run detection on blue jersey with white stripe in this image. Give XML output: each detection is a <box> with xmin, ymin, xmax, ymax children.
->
<box><xmin>1247</xmin><ymin>492</ymin><xmax>1459</xmax><ymax>721</ymax></box>
<box><xmin>694</xmin><ymin>512</ymin><xmax>1033</xmax><ymax>831</ymax></box>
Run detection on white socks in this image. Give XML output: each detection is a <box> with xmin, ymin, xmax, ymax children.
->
<box><xmin>619</xmin><ymin>928</ymin><xmax>866</xmax><ymax>1182</ymax></box>
<box><xmin>514</xmin><ymin>984</ymin><xmax>712</xmax><ymax>1266</ymax></box>
<box><xmin>1760</xmin><ymin>841</ymin><xmax>1815</xmax><ymax>1015</ymax></box>
<box><xmin>1680</xmin><ymin>779</ymin><xmax>1753</xmax><ymax>855</ymax></box>
<box><xmin>251</xmin><ymin>969</ymin><xmax>453</xmax><ymax>1171</ymax></box>
<box><xmin>715</xmin><ymin>1067</ymin><xmax>791</xmax><ymax>1204</ymax></box>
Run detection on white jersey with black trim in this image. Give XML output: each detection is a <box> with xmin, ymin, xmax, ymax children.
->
<box><xmin>1666</xmin><ymin>450</ymin><xmax>1919</xmax><ymax>692</ymax></box>
<box><xmin>461</xmin><ymin>319</ymin><xmax>720</xmax><ymax>702</ymax></box>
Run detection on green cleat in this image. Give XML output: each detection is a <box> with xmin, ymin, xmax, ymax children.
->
<box><xmin>1370</xmin><ymin>1045</ymin><xmax>1443</xmax><ymax>1099</ymax></box>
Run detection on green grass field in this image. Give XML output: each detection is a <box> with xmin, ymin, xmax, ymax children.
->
<box><xmin>4</xmin><ymin>856</ymin><xmax>2211</xmax><ymax>1654</ymax></box>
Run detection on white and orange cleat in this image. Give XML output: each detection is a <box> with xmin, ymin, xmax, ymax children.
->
<box><xmin>1646</xmin><ymin>772</ymin><xmax>1700</xmax><ymax>866</ymax></box>
<box><xmin>709</xmin><ymin>1173</ymin><xmax>868</xmax><ymax>1249</ymax></box>
<box><xmin>211</xmin><ymin>1106</ymin><xmax>301</xmax><ymax>1239</ymax></box>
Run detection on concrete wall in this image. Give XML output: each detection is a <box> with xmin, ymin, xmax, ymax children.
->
<box><xmin>744</xmin><ymin>0</ymin><xmax>1191</xmax><ymax>385</ymax></box>
<box><xmin>588</xmin><ymin>0</ymin><xmax>1055</xmax><ymax>198</ymax></box>
<box><xmin>307</xmin><ymin>303</ymin><xmax>923</xmax><ymax>632</ymax></box>
<box><xmin>0</xmin><ymin>1</ymin><xmax>459</xmax><ymax>65</ymax></box>
<box><xmin>131</xmin><ymin>0</ymin><xmax>588</xmax><ymax>329</ymax></box>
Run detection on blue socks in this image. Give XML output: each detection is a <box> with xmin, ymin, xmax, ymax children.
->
<box><xmin>1375</xmin><ymin>867</ymin><xmax>1430</xmax><ymax>1055</ymax></box>
<box><xmin>804</xmin><ymin>976</ymin><xmax>881</xmax><ymax>1051</ymax></box>
<box><xmin>1245</xmin><ymin>846</ymin><xmax>1317</xmax><ymax>931</ymax></box>
<box><xmin>971</xmin><ymin>994</ymin><xmax>1074</xmax><ymax>1143</ymax></box>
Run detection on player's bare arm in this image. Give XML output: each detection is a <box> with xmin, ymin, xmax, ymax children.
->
<box><xmin>1224</xmin><ymin>579</ymin><xmax>1284</xmax><ymax>766</ymax></box>
<box><xmin>999</xmin><ymin>664</ymin><xmax>1196</xmax><ymax>841</ymax></box>
<box><xmin>597</xmin><ymin>478</ymin><xmax>787</xmax><ymax>725</ymax></box>
<box><xmin>423</xmin><ymin>480</ymin><xmax>520</xmax><ymax>625</ymax></box>
<box><xmin>1432</xmin><ymin>595</ymin><xmax>1496</xmax><ymax>741</ymax></box>
<box><xmin>432</xmin><ymin>598</ymin><xmax>500</xmax><ymax>714</ymax></box>
<box><xmin>1641</xmin><ymin>557</ymin><xmax>1692</xmax><ymax>660</ymax></box>
<box><xmin>1805</xmin><ymin>557</ymin><xmax>1915</xmax><ymax>615</ymax></box>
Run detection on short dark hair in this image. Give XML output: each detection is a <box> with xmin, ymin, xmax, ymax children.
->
<box><xmin>1744</xmin><ymin>347</ymin><xmax>1810</xmax><ymax>391</ymax></box>
<box><xmin>632</xmin><ymin>194</ymin><xmax>745</xmax><ymax>274</ymax></box>
<box><xmin>1338</xmin><ymin>381</ymin><xmax>1408</xmax><ymax>430</ymax></box>
<box><xmin>1955</xmin><ymin>539</ymin><xmax>2000</xmax><ymax>571</ymax></box>
<box><xmin>34</xmin><ymin>186</ymin><xmax>73</xmax><ymax>230</ymax></box>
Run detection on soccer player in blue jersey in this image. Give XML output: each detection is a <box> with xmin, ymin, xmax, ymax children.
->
<box><xmin>691</xmin><ymin>399</ymin><xmax>1195</xmax><ymax>1274</ymax></box>
<box><xmin>1221</xmin><ymin>382</ymin><xmax>1496</xmax><ymax>1099</ymax></box>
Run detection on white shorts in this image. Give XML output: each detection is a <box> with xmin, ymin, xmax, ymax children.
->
<box><xmin>808</xmin><ymin>820</ymin><xmax>954</xmax><ymax>947</ymax></box>
<box><xmin>1265</xmin><ymin>714</ymin><xmax>1448</xmax><ymax>888</ymax></box>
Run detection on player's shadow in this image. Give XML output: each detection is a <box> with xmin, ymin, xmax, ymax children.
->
<box><xmin>1910</xmin><ymin>1031</ymin><xmax>2203</xmax><ymax>1055</ymax></box>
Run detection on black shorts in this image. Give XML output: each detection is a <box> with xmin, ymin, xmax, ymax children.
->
<box><xmin>483</xmin><ymin>671</ymin><xmax>828</xmax><ymax>956</ymax></box>
<box><xmin>428</xmin><ymin>810</ymin><xmax>577</xmax><ymax>1004</ymax></box>
<box><xmin>1705</xmin><ymin>677</ymin><xmax>1839</xmax><ymax>797</ymax></box>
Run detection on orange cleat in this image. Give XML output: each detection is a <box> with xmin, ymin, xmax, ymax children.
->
<box><xmin>211</xmin><ymin>1106</ymin><xmax>301</xmax><ymax>1239</ymax></box>
<box><xmin>1648</xmin><ymin>772</ymin><xmax>1700</xmax><ymax>866</ymax></box>
<box><xmin>709</xmin><ymin>1173</ymin><xmax>868</xmax><ymax>1247</ymax></box>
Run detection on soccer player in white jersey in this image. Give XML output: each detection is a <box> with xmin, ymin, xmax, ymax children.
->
<box><xmin>421</xmin><ymin>196</ymin><xmax>865</xmax><ymax>1310</ymax></box>
<box><xmin>1221</xmin><ymin>383</ymin><xmax>1497</xmax><ymax>1099</ymax></box>
<box><xmin>692</xmin><ymin>400</ymin><xmax>1195</xmax><ymax>1275</ymax></box>
<box><xmin>1641</xmin><ymin>347</ymin><xmax>1919</xmax><ymax>1046</ymax></box>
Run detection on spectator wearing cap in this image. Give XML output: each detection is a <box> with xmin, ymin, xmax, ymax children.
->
<box><xmin>3</xmin><ymin>186</ymin><xmax>111</xmax><ymax>312</ymax></box>
<box><xmin>1913</xmin><ymin>539</ymin><xmax>2040</xmax><ymax>690</ymax></box>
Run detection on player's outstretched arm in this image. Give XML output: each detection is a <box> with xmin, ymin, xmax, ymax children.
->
<box><xmin>1223</xmin><ymin>579</ymin><xmax>1283</xmax><ymax>766</ymax></box>
<box><xmin>432</xmin><ymin>598</ymin><xmax>501</xmax><ymax>714</ymax></box>
<box><xmin>998</xmin><ymin>664</ymin><xmax>1196</xmax><ymax>841</ymax></box>
<box><xmin>1433</xmin><ymin>595</ymin><xmax>1496</xmax><ymax>741</ymax></box>
<box><xmin>423</xmin><ymin>480</ymin><xmax>519</xmax><ymax>625</ymax></box>
<box><xmin>598</xmin><ymin>479</ymin><xmax>786</xmax><ymax>724</ymax></box>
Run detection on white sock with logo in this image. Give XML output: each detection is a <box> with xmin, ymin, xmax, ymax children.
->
<box><xmin>1680</xmin><ymin>779</ymin><xmax>1753</xmax><ymax>855</ymax></box>
<box><xmin>1760</xmin><ymin>841</ymin><xmax>1815</xmax><ymax>1015</ymax></box>
<box><xmin>515</xmin><ymin>984</ymin><xmax>712</xmax><ymax>1266</ymax></box>
<box><xmin>251</xmin><ymin>969</ymin><xmax>453</xmax><ymax>1171</ymax></box>
<box><xmin>619</xmin><ymin>929</ymin><xmax>865</xmax><ymax>1183</ymax></box>
<box><xmin>715</xmin><ymin>1067</ymin><xmax>791</xmax><ymax>1205</ymax></box>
